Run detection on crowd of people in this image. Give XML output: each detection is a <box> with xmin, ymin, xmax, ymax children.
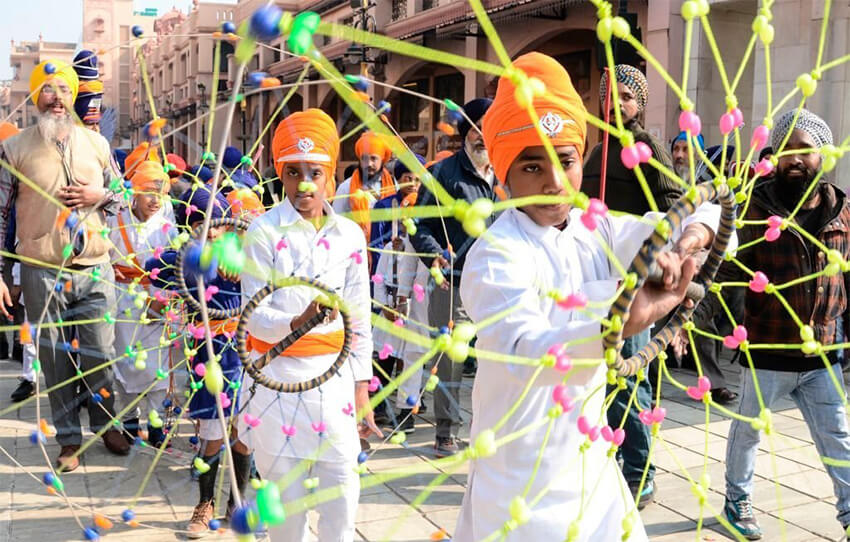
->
<box><xmin>1</xmin><ymin>45</ymin><xmax>849</xmax><ymax>542</ymax></box>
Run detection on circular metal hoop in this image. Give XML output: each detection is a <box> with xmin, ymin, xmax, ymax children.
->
<box><xmin>236</xmin><ymin>277</ymin><xmax>353</xmax><ymax>393</ymax></box>
<box><xmin>605</xmin><ymin>182</ymin><xmax>737</xmax><ymax>376</ymax></box>
<box><xmin>174</xmin><ymin>217</ymin><xmax>252</xmax><ymax>320</ymax></box>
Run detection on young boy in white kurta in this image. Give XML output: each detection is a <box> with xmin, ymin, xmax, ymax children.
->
<box><xmin>107</xmin><ymin>161</ymin><xmax>176</xmax><ymax>446</ymax></box>
<box><xmin>237</xmin><ymin>109</ymin><xmax>382</xmax><ymax>542</ymax></box>
<box><xmin>454</xmin><ymin>52</ymin><xmax>722</xmax><ymax>541</ymax></box>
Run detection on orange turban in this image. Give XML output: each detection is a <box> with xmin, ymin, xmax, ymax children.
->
<box><xmin>125</xmin><ymin>142</ymin><xmax>160</xmax><ymax>179</ymax></box>
<box><xmin>130</xmin><ymin>160</ymin><xmax>168</xmax><ymax>192</ymax></box>
<box><xmin>227</xmin><ymin>188</ymin><xmax>264</xmax><ymax>218</ymax></box>
<box><xmin>482</xmin><ymin>52</ymin><xmax>587</xmax><ymax>183</ymax></box>
<box><xmin>272</xmin><ymin>108</ymin><xmax>339</xmax><ymax>198</ymax></box>
<box><xmin>0</xmin><ymin>122</ymin><xmax>19</xmax><ymax>143</ymax></box>
<box><xmin>354</xmin><ymin>132</ymin><xmax>392</xmax><ymax>163</ymax></box>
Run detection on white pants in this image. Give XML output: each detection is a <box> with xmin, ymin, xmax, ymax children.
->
<box><xmin>114</xmin><ymin>379</ymin><xmax>168</xmax><ymax>422</ymax></box>
<box><xmin>254</xmin><ymin>452</ymin><xmax>359</xmax><ymax>542</ymax></box>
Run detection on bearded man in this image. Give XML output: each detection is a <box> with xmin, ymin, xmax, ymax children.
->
<box><xmin>0</xmin><ymin>59</ymin><xmax>127</xmax><ymax>472</ymax></box>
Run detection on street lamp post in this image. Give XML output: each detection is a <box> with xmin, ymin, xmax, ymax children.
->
<box><xmin>197</xmin><ymin>82</ymin><xmax>208</xmax><ymax>163</ymax></box>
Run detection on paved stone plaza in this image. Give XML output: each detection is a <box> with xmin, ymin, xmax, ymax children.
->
<box><xmin>0</xmin><ymin>358</ymin><xmax>846</xmax><ymax>541</ymax></box>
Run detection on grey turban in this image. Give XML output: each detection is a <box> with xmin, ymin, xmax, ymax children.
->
<box><xmin>771</xmin><ymin>108</ymin><xmax>833</xmax><ymax>150</ymax></box>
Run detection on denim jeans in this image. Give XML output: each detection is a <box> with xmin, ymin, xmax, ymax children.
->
<box><xmin>725</xmin><ymin>364</ymin><xmax>850</xmax><ymax>525</ymax></box>
<box><xmin>606</xmin><ymin>329</ymin><xmax>655</xmax><ymax>483</ymax></box>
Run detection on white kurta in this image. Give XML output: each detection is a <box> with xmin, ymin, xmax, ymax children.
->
<box><xmin>455</xmin><ymin>205</ymin><xmax>723</xmax><ymax>542</ymax></box>
<box><xmin>237</xmin><ymin>199</ymin><xmax>372</xmax><ymax>465</ymax></box>
<box><xmin>372</xmin><ymin>236</ymin><xmax>419</xmax><ymax>352</ymax></box>
<box><xmin>107</xmin><ymin>206</ymin><xmax>175</xmax><ymax>394</ymax></box>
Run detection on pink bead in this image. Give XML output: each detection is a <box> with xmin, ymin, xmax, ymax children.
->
<box><xmin>371</xmin><ymin>274</ymin><xmax>384</xmax><ymax>285</ymax></box>
<box><xmin>638</xmin><ymin>409</ymin><xmax>653</xmax><ymax>426</ymax></box>
<box><xmin>577</xmin><ymin>415</ymin><xmax>591</xmax><ymax>435</ymax></box>
<box><xmin>281</xmin><ymin>425</ymin><xmax>296</xmax><ymax>436</ymax></box>
<box><xmin>678</xmin><ymin>111</ymin><xmax>702</xmax><ymax>135</ymax></box>
<box><xmin>767</xmin><ymin>215</ymin><xmax>783</xmax><ymax>229</ymax></box>
<box><xmin>612</xmin><ymin>428</ymin><xmax>626</xmax><ymax>446</ymax></box>
<box><xmin>765</xmin><ymin>227</ymin><xmax>781</xmax><ymax>242</ymax></box>
<box><xmin>732</xmin><ymin>325</ymin><xmax>748</xmax><ymax>343</ymax></box>
<box><xmin>149</xmin><ymin>268</ymin><xmax>160</xmax><ymax>280</ymax></box>
<box><xmin>686</xmin><ymin>386</ymin><xmax>705</xmax><ymax>401</ymax></box>
<box><xmin>554</xmin><ymin>353</ymin><xmax>572</xmax><ymax>372</ymax></box>
<box><xmin>587</xmin><ymin>198</ymin><xmax>608</xmax><ymax>216</ymax></box>
<box><xmin>755</xmin><ymin>158</ymin><xmax>774</xmax><ymax>177</ymax></box>
<box><xmin>204</xmin><ymin>285</ymin><xmax>219</xmax><ymax>302</ymax></box>
<box><xmin>751</xmin><ymin>125</ymin><xmax>769</xmax><ymax>150</ymax></box>
<box><xmin>620</xmin><ymin>145</ymin><xmax>640</xmax><ymax>169</ymax></box>
<box><xmin>350</xmin><ymin>251</ymin><xmax>363</xmax><ymax>264</ymax></box>
<box><xmin>220</xmin><ymin>393</ymin><xmax>231</xmax><ymax>409</ymax></box>
<box><xmin>635</xmin><ymin>141</ymin><xmax>652</xmax><ymax>163</ymax></box>
<box><xmin>580</xmin><ymin>212</ymin><xmax>599</xmax><ymax>231</ymax></box>
<box><xmin>413</xmin><ymin>284</ymin><xmax>425</xmax><ymax>303</ymax></box>
<box><xmin>697</xmin><ymin>376</ymin><xmax>712</xmax><ymax>393</ymax></box>
<box><xmin>651</xmin><ymin>406</ymin><xmax>666</xmax><ymax>423</ymax></box>
<box><xmin>749</xmin><ymin>271</ymin><xmax>769</xmax><ymax>293</ymax></box>
<box><xmin>276</xmin><ymin>239</ymin><xmax>288</xmax><ymax>251</ymax></box>
<box><xmin>185</xmin><ymin>204</ymin><xmax>197</xmax><ymax>216</ymax></box>
<box><xmin>153</xmin><ymin>246</ymin><xmax>164</xmax><ymax>259</ymax></box>
<box><xmin>368</xmin><ymin>376</ymin><xmax>380</xmax><ymax>392</ymax></box>
<box><xmin>161</xmin><ymin>223</ymin><xmax>172</xmax><ymax>234</ymax></box>
<box><xmin>311</xmin><ymin>421</ymin><xmax>327</xmax><ymax>433</ymax></box>
<box><xmin>557</xmin><ymin>292</ymin><xmax>588</xmax><ymax>310</ymax></box>
<box><xmin>732</xmin><ymin>107</ymin><xmax>744</xmax><ymax>128</ymax></box>
<box><xmin>378</xmin><ymin>343</ymin><xmax>393</xmax><ymax>360</ymax></box>
<box><xmin>600</xmin><ymin>425</ymin><xmax>614</xmax><ymax>442</ymax></box>
<box><xmin>194</xmin><ymin>363</ymin><xmax>206</xmax><ymax>377</ymax></box>
<box><xmin>154</xmin><ymin>291</ymin><xmax>167</xmax><ymax>304</ymax></box>
<box><xmin>393</xmin><ymin>318</ymin><xmax>404</xmax><ymax>327</ymax></box>
<box><xmin>587</xmin><ymin>425</ymin><xmax>600</xmax><ymax>442</ymax></box>
<box><xmin>243</xmin><ymin>414</ymin><xmax>261</xmax><ymax>428</ymax></box>
<box><xmin>723</xmin><ymin>335</ymin><xmax>740</xmax><ymax>349</ymax></box>
<box><xmin>719</xmin><ymin>112</ymin><xmax>736</xmax><ymax>136</ymax></box>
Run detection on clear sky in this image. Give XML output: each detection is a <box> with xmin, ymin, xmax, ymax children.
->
<box><xmin>0</xmin><ymin>0</ymin><xmax>237</xmax><ymax>79</ymax></box>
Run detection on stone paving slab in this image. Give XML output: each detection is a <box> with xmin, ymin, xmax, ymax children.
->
<box><xmin>0</xmin><ymin>360</ymin><xmax>847</xmax><ymax>540</ymax></box>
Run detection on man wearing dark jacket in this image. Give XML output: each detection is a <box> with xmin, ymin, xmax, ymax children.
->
<box><xmin>412</xmin><ymin>98</ymin><xmax>494</xmax><ymax>457</ymax></box>
<box><xmin>721</xmin><ymin>108</ymin><xmax>850</xmax><ymax>540</ymax></box>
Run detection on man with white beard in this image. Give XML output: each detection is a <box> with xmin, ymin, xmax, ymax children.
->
<box><xmin>0</xmin><ymin>60</ymin><xmax>127</xmax><ymax>472</ymax></box>
<box><xmin>411</xmin><ymin>97</ymin><xmax>495</xmax><ymax>457</ymax></box>
<box><xmin>671</xmin><ymin>131</ymin><xmax>705</xmax><ymax>179</ymax></box>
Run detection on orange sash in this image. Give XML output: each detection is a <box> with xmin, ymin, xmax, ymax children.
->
<box><xmin>114</xmin><ymin>212</ymin><xmax>150</xmax><ymax>285</ymax></box>
<box><xmin>248</xmin><ymin>329</ymin><xmax>345</xmax><ymax>357</ymax></box>
<box><xmin>207</xmin><ymin>318</ymin><xmax>239</xmax><ymax>336</ymax></box>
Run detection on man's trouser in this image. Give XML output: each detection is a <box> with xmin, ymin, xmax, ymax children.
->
<box><xmin>21</xmin><ymin>263</ymin><xmax>117</xmax><ymax>446</ymax></box>
<box><xmin>428</xmin><ymin>285</ymin><xmax>467</xmax><ymax>440</ymax></box>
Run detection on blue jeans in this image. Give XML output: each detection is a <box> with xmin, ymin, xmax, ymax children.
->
<box><xmin>725</xmin><ymin>364</ymin><xmax>850</xmax><ymax>524</ymax></box>
<box><xmin>606</xmin><ymin>329</ymin><xmax>655</xmax><ymax>483</ymax></box>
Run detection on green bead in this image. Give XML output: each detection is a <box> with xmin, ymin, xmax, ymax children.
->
<box><xmin>344</xmin><ymin>74</ymin><xmax>360</xmax><ymax>84</ymax></box>
<box><xmin>288</xmin><ymin>12</ymin><xmax>320</xmax><ymax>56</ymax></box>
<box><xmin>103</xmin><ymin>312</ymin><xmax>115</xmax><ymax>324</ymax></box>
<box><xmin>443</xmin><ymin>98</ymin><xmax>460</xmax><ymax>111</ymax></box>
<box><xmin>229</xmin><ymin>380</ymin><xmax>241</xmax><ymax>390</ymax></box>
<box><xmin>256</xmin><ymin>481</ymin><xmax>286</xmax><ymax>526</ymax></box>
<box><xmin>109</xmin><ymin>178</ymin><xmax>122</xmax><ymax>192</ymax></box>
<box><xmin>32</xmin><ymin>359</ymin><xmax>41</xmax><ymax>373</ymax></box>
<box><xmin>202</xmin><ymin>151</ymin><xmax>216</xmax><ymax>162</ymax></box>
<box><xmin>91</xmin><ymin>268</ymin><xmax>101</xmax><ymax>281</ymax></box>
<box><xmin>240</xmin><ymin>155</ymin><xmax>253</xmax><ymax>166</ymax></box>
<box><xmin>53</xmin><ymin>477</ymin><xmax>64</xmax><ymax>492</ymax></box>
<box><xmin>156</xmin><ymin>369</ymin><xmax>167</xmax><ymax>380</ymax></box>
<box><xmin>62</xmin><ymin>244</ymin><xmax>73</xmax><ymax>259</ymax></box>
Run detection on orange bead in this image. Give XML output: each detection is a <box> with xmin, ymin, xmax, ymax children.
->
<box><xmin>71</xmin><ymin>338</ymin><xmax>79</xmax><ymax>350</ymax></box>
<box><xmin>56</xmin><ymin>208</ymin><xmax>71</xmax><ymax>229</ymax></box>
<box><xmin>46</xmin><ymin>486</ymin><xmax>57</xmax><ymax>495</ymax></box>
<box><xmin>128</xmin><ymin>520</ymin><xmax>139</xmax><ymax>528</ymax></box>
<box><xmin>94</xmin><ymin>514</ymin><xmax>113</xmax><ymax>530</ymax></box>
<box><xmin>19</xmin><ymin>322</ymin><xmax>31</xmax><ymax>345</ymax></box>
<box><xmin>447</xmin><ymin>320</ymin><xmax>454</xmax><ymax>330</ymax></box>
<box><xmin>98</xmin><ymin>387</ymin><xmax>110</xmax><ymax>399</ymax></box>
<box><xmin>64</xmin><ymin>280</ymin><xmax>72</xmax><ymax>292</ymax></box>
<box><xmin>437</xmin><ymin>121</ymin><xmax>456</xmax><ymax>136</ymax></box>
<box><xmin>430</xmin><ymin>530</ymin><xmax>448</xmax><ymax>541</ymax></box>
<box><xmin>212</xmin><ymin>31</ymin><xmax>222</xmax><ymax>38</ymax></box>
<box><xmin>260</xmin><ymin>77</ymin><xmax>281</xmax><ymax>88</ymax></box>
<box><xmin>39</xmin><ymin>418</ymin><xmax>51</xmax><ymax>435</ymax></box>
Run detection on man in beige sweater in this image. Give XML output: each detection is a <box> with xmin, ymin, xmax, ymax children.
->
<box><xmin>0</xmin><ymin>59</ymin><xmax>129</xmax><ymax>471</ymax></box>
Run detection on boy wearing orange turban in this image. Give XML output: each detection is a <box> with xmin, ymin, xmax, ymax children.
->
<box><xmin>237</xmin><ymin>109</ymin><xmax>382</xmax><ymax>542</ymax></box>
<box><xmin>455</xmin><ymin>52</ymin><xmax>722</xmax><ymax>541</ymax></box>
<box><xmin>332</xmin><ymin>131</ymin><xmax>397</xmax><ymax>239</ymax></box>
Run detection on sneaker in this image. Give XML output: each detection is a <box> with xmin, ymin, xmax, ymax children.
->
<box><xmin>10</xmin><ymin>378</ymin><xmax>34</xmax><ymax>402</ymax></box>
<box><xmin>187</xmin><ymin>500</ymin><xmax>214</xmax><ymax>539</ymax></box>
<box><xmin>396</xmin><ymin>409</ymin><xmax>415</xmax><ymax>434</ymax></box>
<box><xmin>434</xmin><ymin>436</ymin><xmax>459</xmax><ymax>458</ymax></box>
<box><xmin>724</xmin><ymin>495</ymin><xmax>762</xmax><ymax>540</ymax></box>
<box><xmin>627</xmin><ymin>480</ymin><xmax>656</xmax><ymax>510</ymax></box>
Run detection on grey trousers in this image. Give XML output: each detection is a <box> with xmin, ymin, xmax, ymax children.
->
<box><xmin>21</xmin><ymin>263</ymin><xmax>117</xmax><ymax>446</ymax></box>
<box><xmin>428</xmin><ymin>285</ymin><xmax>468</xmax><ymax>439</ymax></box>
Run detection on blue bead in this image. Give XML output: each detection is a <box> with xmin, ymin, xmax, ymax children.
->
<box><xmin>29</xmin><ymin>430</ymin><xmax>45</xmax><ymax>445</ymax></box>
<box><xmin>229</xmin><ymin>504</ymin><xmax>257</xmax><ymax>535</ymax></box>
<box><xmin>173</xmin><ymin>406</ymin><xmax>182</xmax><ymax>415</ymax></box>
<box><xmin>43</xmin><ymin>62</ymin><xmax>56</xmax><ymax>75</ymax></box>
<box><xmin>249</xmin><ymin>6</ymin><xmax>283</xmax><ymax>41</ymax></box>
<box><xmin>448</xmin><ymin>110</ymin><xmax>464</xmax><ymax>123</ymax></box>
<box><xmin>357</xmin><ymin>451</ymin><xmax>368</xmax><ymax>464</ymax></box>
<box><xmin>377</xmin><ymin>100</ymin><xmax>391</xmax><ymax>112</ymax></box>
<box><xmin>91</xmin><ymin>393</ymin><xmax>103</xmax><ymax>403</ymax></box>
<box><xmin>54</xmin><ymin>283</ymin><xmax>63</xmax><ymax>292</ymax></box>
<box><xmin>189</xmin><ymin>435</ymin><xmax>199</xmax><ymax>445</ymax></box>
<box><xmin>209</xmin><ymin>518</ymin><xmax>221</xmax><ymax>530</ymax></box>
<box><xmin>352</xmin><ymin>77</ymin><xmax>369</xmax><ymax>92</ymax></box>
<box><xmin>405</xmin><ymin>394</ymin><xmax>417</xmax><ymax>407</ymax></box>
<box><xmin>439</xmin><ymin>326</ymin><xmax>450</xmax><ymax>335</ymax></box>
<box><xmin>83</xmin><ymin>527</ymin><xmax>100</xmax><ymax>541</ymax></box>
<box><xmin>121</xmin><ymin>509</ymin><xmax>135</xmax><ymax>522</ymax></box>
<box><xmin>43</xmin><ymin>472</ymin><xmax>55</xmax><ymax>486</ymax></box>
<box><xmin>132</xmin><ymin>25</ymin><xmax>144</xmax><ymax>38</ymax></box>
<box><xmin>221</xmin><ymin>21</ymin><xmax>236</xmax><ymax>34</ymax></box>
<box><xmin>65</xmin><ymin>211</ymin><xmax>79</xmax><ymax>230</ymax></box>
<box><xmin>133</xmin><ymin>436</ymin><xmax>143</xmax><ymax>446</ymax></box>
<box><xmin>162</xmin><ymin>398</ymin><xmax>172</xmax><ymax>408</ymax></box>
<box><xmin>123</xmin><ymin>180</ymin><xmax>132</xmax><ymax>189</ymax></box>
<box><xmin>247</xmin><ymin>71</ymin><xmax>268</xmax><ymax>87</ymax></box>
<box><xmin>441</xmin><ymin>249</ymin><xmax>451</xmax><ymax>260</ymax></box>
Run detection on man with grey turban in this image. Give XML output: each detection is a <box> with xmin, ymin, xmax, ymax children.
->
<box><xmin>718</xmin><ymin>107</ymin><xmax>850</xmax><ymax>540</ymax></box>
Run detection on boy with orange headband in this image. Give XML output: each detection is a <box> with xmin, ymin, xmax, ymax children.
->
<box><xmin>108</xmin><ymin>160</ymin><xmax>175</xmax><ymax>447</ymax></box>
<box><xmin>455</xmin><ymin>52</ymin><xmax>723</xmax><ymax>540</ymax></box>
<box><xmin>237</xmin><ymin>109</ymin><xmax>381</xmax><ymax>542</ymax></box>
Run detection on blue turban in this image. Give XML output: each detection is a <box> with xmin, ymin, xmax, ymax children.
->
<box><xmin>73</xmin><ymin>50</ymin><xmax>102</xmax><ymax>124</ymax></box>
<box><xmin>671</xmin><ymin>131</ymin><xmax>705</xmax><ymax>152</ymax></box>
<box><xmin>230</xmin><ymin>167</ymin><xmax>258</xmax><ymax>189</ymax></box>
<box><xmin>458</xmin><ymin>98</ymin><xmax>493</xmax><ymax>140</ymax></box>
<box><xmin>393</xmin><ymin>153</ymin><xmax>426</xmax><ymax>181</ymax></box>
<box><xmin>113</xmin><ymin>149</ymin><xmax>127</xmax><ymax>174</ymax></box>
<box><xmin>185</xmin><ymin>165</ymin><xmax>214</xmax><ymax>183</ymax></box>
<box><xmin>73</xmin><ymin>50</ymin><xmax>99</xmax><ymax>81</ymax></box>
<box><xmin>222</xmin><ymin>146</ymin><xmax>243</xmax><ymax>169</ymax></box>
<box><xmin>176</xmin><ymin>185</ymin><xmax>230</xmax><ymax>228</ymax></box>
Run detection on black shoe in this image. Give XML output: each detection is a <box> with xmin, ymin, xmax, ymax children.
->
<box><xmin>711</xmin><ymin>387</ymin><xmax>738</xmax><ymax>405</ymax></box>
<box><xmin>628</xmin><ymin>479</ymin><xmax>656</xmax><ymax>510</ymax></box>
<box><xmin>434</xmin><ymin>436</ymin><xmax>459</xmax><ymax>458</ymax></box>
<box><xmin>147</xmin><ymin>426</ymin><xmax>168</xmax><ymax>448</ymax></box>
<box><xmin>417</xmin><ymin>403</ymin><xmax>427</xmax><ymax>414</ymax></box>
<box><xmin>123</xmin><ymin>418</ymin><xmax>140</xmax><ymax>445</ymax></box>
<box><xmin>396</xmin><ymin>409</ymin><xmax>415</xmax><ymax>434</ymax></box>
<box><xmin>462</xmin><ymin>361</ymin><xmax>477</xmax><ymax>377</ymax></box>
<box><xmin>373</xmin><ymin>405</ymin><xmax>392</xmax><ymax>426</ymax></box>
<box><xmin>10</xmin><ymin>379</ymin><xmax>34</xmax><ymax>402</ymax></box>
<box><xmin>724</xmin><ymin>495</ymin><xmax>762</xmax><ymax>540</ymax></box>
